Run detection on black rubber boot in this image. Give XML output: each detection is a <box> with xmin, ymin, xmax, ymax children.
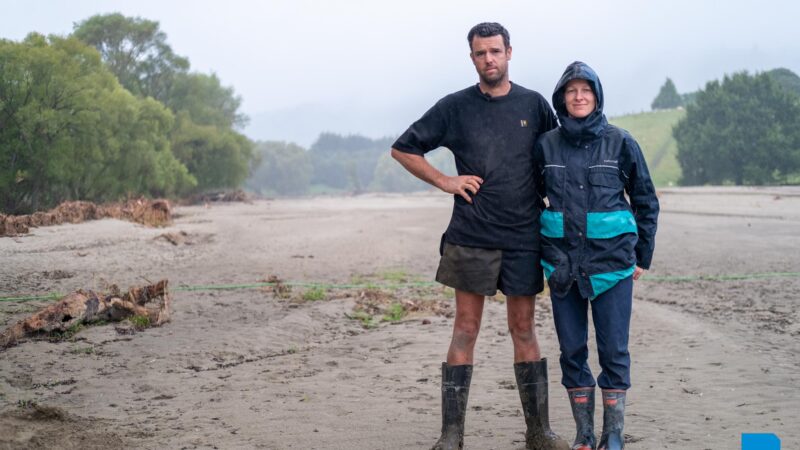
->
<box><xmin>431</xmin><ymin>362</ymin><xmax>472</xmax><ymax>450</ymax></box>
<box><xmin>514</xmin><ymin>359</ymin><xmax>571</xmax><ymax>450</ymax></box>
<box><xmin>597</xmin><ymin>390</ymin><xmax>626</xmax><ymax>450</ymax></box>
<box><xmin>567</xmin><ymin>387</ymin><xmax>596</xmax><ymax>450</ymax></box>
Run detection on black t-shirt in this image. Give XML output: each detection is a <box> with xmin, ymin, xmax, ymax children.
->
<box><xmin>393</xmin><ymin>83</ymin><xmax>557</xmax><ymax>251</ymax></box>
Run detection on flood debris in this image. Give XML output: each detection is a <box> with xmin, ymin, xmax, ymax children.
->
<box><xmin>0</xmin><ymin>280</ymin><xmax>170</xmax><ymax>349</ymax></box>
<box><xmin>263</xmin><ymin>274</ymin><xmax>292</xmax><ymax>298</ymax></box>
<box><xmin>0</xmin><ymin>198</ymin><xmax>172</xmax><ymax>237</ymax></box>
<box><xmin>346</xmin><ymin>286</ymin><xmax>455</xmax><ymax>329</ymax></box>
<box><xmin>156</xmin><ymin>230</ymin><xmax>191</xmax><ymax>245</ymax></box>
<box><xmin>185</xmin><ymin>189</ymin><xmax>250</xmax><ymax>205</ymax></box>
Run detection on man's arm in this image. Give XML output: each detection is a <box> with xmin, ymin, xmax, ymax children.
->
<box><xmin>391</xmin><ymin>148</ymin><xmax>483</xmax><ymax>204</ymax></box>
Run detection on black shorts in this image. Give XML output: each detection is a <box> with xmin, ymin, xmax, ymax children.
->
<box><xmin>435</xmin><ymin>242</ymin><xmax>544</xmax><ymax>297</ymax></box>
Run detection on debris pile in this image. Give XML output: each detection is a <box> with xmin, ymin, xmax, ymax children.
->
<box><xmin>156</xmin><ymin>230</ymin><xmax>191</xmax><ymax>246</ymax></box>
<box><xmin>0</xmin><ymin>198</ymin><xmax>172</xmax><ymax>237</ymax></box>
<box><xmin>185</xmin><ymin>189</ymin><xmax>250</xmax><ymax>205</ymax></box>
<box><xmin>0</xmin><ymin>280</ymin><xmax>171</xmax><ymax>349</ymax></box>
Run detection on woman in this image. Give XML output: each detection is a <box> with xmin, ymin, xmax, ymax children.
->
<box><xmin>534</xmin><ymin>61</ymin><xmax>659</xmax><ymax>450</ymax></box>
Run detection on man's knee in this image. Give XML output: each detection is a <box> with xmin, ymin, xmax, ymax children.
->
<box><xmin>508</xmin><ymin>316</ymin><xmax>534</xmax><ymax>340</ymax></box>
<box><xmin>453</xmin><ymin>316</ymin><xmax>481</xmax><ymax>340</ymax></box>
<box><xmin>506</xmin><ymin>296</ymin><xmax>535</xmax><ymax>338</ymax></box>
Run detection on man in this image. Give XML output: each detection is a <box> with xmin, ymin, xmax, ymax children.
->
<box><xmin>391</xmin><ymin>23</ymin><xmax>569</xmax><ymax>450</ymax></box>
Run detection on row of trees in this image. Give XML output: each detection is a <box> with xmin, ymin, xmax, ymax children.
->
<box><xmin>6</xmin><ymin>14</ymin><xmax>794</xmax><ymax>213</ymax></box>
<box><xmin>672</xmin><ymin>69</ymin><xmax>800</xmax><ymax>185</ymax></box>
<box><xmin>1</xmin><ymin>14</ymin><xmax>254</xmax><ymax>214</ymax></box>
<box><xmin>652</xmin><ymin>68</ymin><xmax>800</xmax><ymax>111</ymax></box>
<box><xmin>246</xmin><ymin>133</ymin><xmax>455</xmax><ymax>196</ymax></box>
<box><xmin>253</xmin><ymin>68</ymin><xmax>800</xmax><ymax>194</ymax></box>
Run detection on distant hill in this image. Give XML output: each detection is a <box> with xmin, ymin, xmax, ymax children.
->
<box><xmin>609</xmin><ymin>109</ymin><xmax>685</xmax><ymax>187</ymax></box>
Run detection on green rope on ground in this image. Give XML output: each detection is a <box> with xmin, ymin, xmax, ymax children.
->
<box><xmin>0</xmin><ymin>281</ymin><xmax>439</xmax><ymax>303</ymax></box>
<box><xmin>1</xmin><ymin>272</ymin><xmax>799</xmax><ymax>303</ymax></box>
<box><xmin>645</xmin><ymin>272</ymin><xmax>800</xmax><ymax>282</ymax></box>
<box><xmin>0</xmin><ymin>293</ymin><xmax>64</xmax><ymax>303</ymax></box>
<box><xmin>173</xmin><ymin>280</ymin><xmax>438</xmax><ymax>292</ymax></box>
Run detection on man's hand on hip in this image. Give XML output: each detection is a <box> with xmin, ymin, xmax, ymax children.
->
<box><xmin>438</xmin><ymin>175</ymin><xmax>484</xmax><ymax>203</ymax></box>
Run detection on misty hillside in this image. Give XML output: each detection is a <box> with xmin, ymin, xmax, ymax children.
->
<box><xmin>610</xmin><ymin>109</ymin><xmax>685</xmax><ymax>187</ymax></box>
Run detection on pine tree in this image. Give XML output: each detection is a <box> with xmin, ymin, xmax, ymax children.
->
<box><xmin>651</xmin><ymin>78</ymin><xmax>684</xmax><ymax>110</ymax></box>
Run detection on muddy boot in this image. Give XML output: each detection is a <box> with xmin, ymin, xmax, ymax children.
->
<box><xmin>597</xmin><ymin>390</ymin><xmax>626</xmax><ymax>450</ymax></box>
<box><xmin>431</xmin><ymin>362</ymin><xmax>472</xmax><ymax>450</ymax></box>
<box><xmin>568</xmin><ymin>387</ymin><xmax>596</xmax><ymax>450</ymax></box>
<box><xmin>514</xmin><ymin>359</ymin><xmax>570</xmax><ymax>450</ymax></box>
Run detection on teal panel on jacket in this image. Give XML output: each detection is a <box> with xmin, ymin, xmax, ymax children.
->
<box><xmin>589</xmin><ymin>265</ymin><xmax>636</xmax><ymax>300</ymax></box>
<box><xmin>541</xmin><ymin>259</ymin><xmax>555</xmax><ymax>280</ymax></box>
<box><xmin>540</xmin><ymin>210</ymin><xmax>564</xmax><ymax>238</ymax></box>
<box><xmin>586</xmin><ymin>210</ymin><xmax>637</xmax><ymax>239</ymax></box>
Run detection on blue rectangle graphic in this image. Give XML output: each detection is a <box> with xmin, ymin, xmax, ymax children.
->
<box><xmin>742</xmin><ymin>433</ymin><xmax>780</xmax><ymax>450</ymax></box>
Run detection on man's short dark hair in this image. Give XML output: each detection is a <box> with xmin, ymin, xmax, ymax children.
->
<box><xmin>467</xmin><ymin>22</ymin><xmax>510</xmax><ymax>51</ymax></box>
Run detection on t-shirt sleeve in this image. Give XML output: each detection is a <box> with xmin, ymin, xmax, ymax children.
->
<box><xmin>392</xmin><ymin>101</ymin><xmax>448</xmax><ymax>156</ymax></box>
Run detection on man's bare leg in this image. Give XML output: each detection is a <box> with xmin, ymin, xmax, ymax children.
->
<box><xmin>509</xmin><ymin>295</ymin><xmax>569</xmax><ymax>449</ymax></box>
<box><xmin>446</xmin><ymin>290</ymin><xmax>485</xmax><ymax>365</ymax></box>
<box><xmin>506</xmin><ymin>295</ymin><xmax>540</xmax><ymax>363</ymax></box>
<box><xmin>433</xmin><ymin>290</ymin><xmax>484</xmax><ymax>449</ymax></box>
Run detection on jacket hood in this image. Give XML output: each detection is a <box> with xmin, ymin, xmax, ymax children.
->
<box><xmin>552</xmin><ymin>61</ymin><xmax>607</xmax><ymax>140</ymax></box>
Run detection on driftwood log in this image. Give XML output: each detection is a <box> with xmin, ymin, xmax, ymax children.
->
<box><xmin>0</xmin><ymin>280</ymin><xmax>170</xmax><ymax>349</ymax></box>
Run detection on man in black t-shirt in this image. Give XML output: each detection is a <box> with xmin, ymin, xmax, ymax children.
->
<box><xmin>391</xmin><ymin>23</ymin><xmax>568</xmax><ymax>450</ymax></box>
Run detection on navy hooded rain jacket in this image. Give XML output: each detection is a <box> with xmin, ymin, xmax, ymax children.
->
<box><xmin>534</xmin><ymin>61</ymin><xmax>660</xmax><ymax>299</ymax></box>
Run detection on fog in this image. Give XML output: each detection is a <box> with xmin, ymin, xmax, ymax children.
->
<box><xmin>3</xmin><ymin>0</ymin><xmax>799</xmax><ymax>146</ymax></box>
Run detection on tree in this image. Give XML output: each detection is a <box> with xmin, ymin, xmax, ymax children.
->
<box><xmin>370</xmin><ymin>148</ymin><xmax>455</xmax><ymax>192</ymax></box>
<box><xmin>72</xmin><ymin>13</ymin><xmax>189</xmax><ymax>103</ymax></box>
<box><xmin>166</xmin><ymin>72</ymin><xmax>248</xmax><ymax>130</ymax></box>
<box><xmin>681</xmin><ymin>91</ymin><xmax>698</xmax><ymax>107</ymax></box>
<box><xmin>674</xmin><ymin>71</ymin><xmax>800</xmax><ymax>185</ymax></box>
<box><xmin>371</xmin><ymin>153</ymin><xmax>427</xmax><ymax>192</ymax></box>
<box><xmin>170</xmin><ymin>113</ymin><xmax>254</xmax><ymax>191</ymax></box>
<box><xmin>308</xmin><ymin>132</ymin><xmax>394</xmax><ymax>190</ymax></box>
<box><xmin>245</xmin><ymin>141</ymin><xmax>311</xmax><ymax>195</ymax></box>
<box><xmin>651</xmin><ymin>78</ymin><xmax>683</xmax><ymax>110</ymax></box>
<box><xmin>766</xmin><ymin>68</ymin><xmax>800</xmax><ymax>98</ymax></box>
<box><xmin>72</xmin><ymin>13</ymin><xmax>256</xmax><ymax>193</ymax></box>
<box><xmin>0</xmin><ymin>34</ymin><xmax>195</xmax><ymax>214</ymax></box>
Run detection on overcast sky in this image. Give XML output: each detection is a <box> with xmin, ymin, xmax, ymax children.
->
<box><xmin>3</xmin><ymin>0</ymin><xmax>800</xmax><ymax>146</ymax></box>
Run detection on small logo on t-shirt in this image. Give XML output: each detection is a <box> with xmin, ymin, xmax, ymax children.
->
<box><xmin>520</xmin><ymin>120</ymin><xmax>528</xmax><ymax>127</ymax></box>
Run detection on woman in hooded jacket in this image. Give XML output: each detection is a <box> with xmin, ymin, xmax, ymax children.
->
<box><xmin>534</xmin><ymin>62</ymin><xmax>659</xmax><ymax>450</ymax></box>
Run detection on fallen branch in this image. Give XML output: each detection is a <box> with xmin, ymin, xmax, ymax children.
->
<box><xmin>0</xmin><ymin>280</ymin><xmax>170</xmax><ymax>349</ymax></box>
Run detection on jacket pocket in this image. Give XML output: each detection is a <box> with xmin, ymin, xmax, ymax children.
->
<box><xmin>541</xmin><ymin>242</ymin><xmax>572</xmax><ymax>296</ymax></box>
<box><xmin>588</xmin><ymin>168</ymin><xmax>623</xmax><ymax>189</ymax></box>
<box><xmin>588</xmin><ymin>167</ymin><xmax>625</xmax><ymax>210</ymax></box>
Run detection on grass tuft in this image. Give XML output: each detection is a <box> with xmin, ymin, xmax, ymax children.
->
<box><xmin>302</xmin><ymin>287</ymin><xmax>327</xmax><ymax>301</ymax></box>
<box><xmin>130</xmin><ymin>315</ymin><xmax>151</xmax><ymax>330</ymax></box>
<box><xmin>382</xmin><ymin>303</ymin><xmax>406</xmax><ymax>322</ymax></box>
<box><xmin>346</xmin><ymin>310</ymin><xmax>377</xmax><ymax>329</ymax></box>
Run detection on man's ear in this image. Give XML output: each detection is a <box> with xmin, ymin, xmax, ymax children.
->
<box><xmin>507</xmin><ymin>46</ymin><xmax>512</xmax><ymax>61</ymax></box>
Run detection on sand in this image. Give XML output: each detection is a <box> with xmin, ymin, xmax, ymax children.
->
<box><xmin>1</xmin><ymin>187</ymin><xmax>798</xmax><ymax>449</ymax></box>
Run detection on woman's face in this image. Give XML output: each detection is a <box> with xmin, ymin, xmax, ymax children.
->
<box><xmin>564</xmin><ymin>79</ymin><xmax>596</xmax><ymax>119</ymax></box>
